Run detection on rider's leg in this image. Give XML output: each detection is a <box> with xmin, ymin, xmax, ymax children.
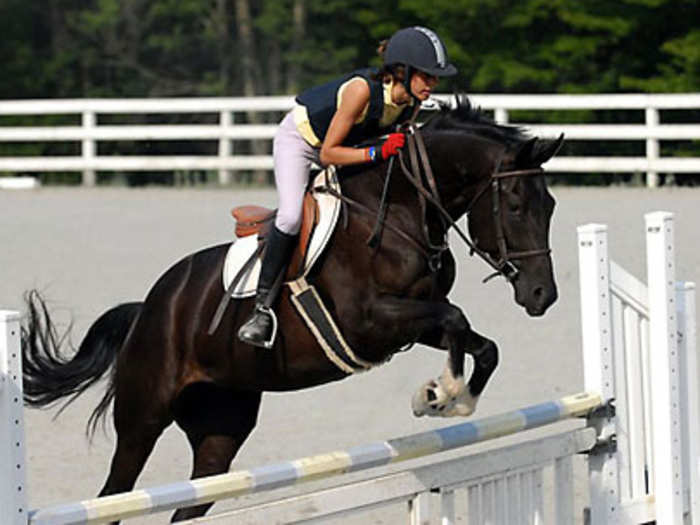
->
<box><xmin>237</xmin><ymin>225</ymin><xmax>296</xmax><ymax>346</ymax></box>
<box><xmin>237</xmin><ymin>111</ymin><xmax>319</xmax><ymax>348</ymax></box>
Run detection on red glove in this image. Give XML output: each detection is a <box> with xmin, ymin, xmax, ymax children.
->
<box><xmin>380</xmin><ymin>133</ymin><xmax>405</xmax><ymax>160</ymax></box>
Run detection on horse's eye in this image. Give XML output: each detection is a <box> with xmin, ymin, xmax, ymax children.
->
<box><xmin>506</xmin><ymin>194</ymin><xmax>521</xmax><ymax>214</ymax></box>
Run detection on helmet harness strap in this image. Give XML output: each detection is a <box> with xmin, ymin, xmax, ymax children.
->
<box><xmin>401</xmin><ymin>64</ymin><xmax>420</xmax><ymax>102</ymax></box>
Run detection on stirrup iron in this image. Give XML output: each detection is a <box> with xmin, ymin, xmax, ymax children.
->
<box><xmin>257</xmin><ymin>305</ymin><xmax>279</xmax><ymax>350</ymax></box>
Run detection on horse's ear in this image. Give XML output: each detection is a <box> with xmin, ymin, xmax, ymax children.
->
<box><xmin>515</xmin><ymin>137</ymin><xmax>538</xmax><ymax>167</ymax></box>
<box><xmin>516</xmin><ymin>134</ymin><xmax>565</xmax><ymax>167</ymax></box>
<box><xmin>531</xmin><ymin>133</ymin><xmax>565</xmax><ymax>165</ymax></box>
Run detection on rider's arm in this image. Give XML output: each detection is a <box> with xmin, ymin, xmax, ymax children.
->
<box><xmin>319</xmin><ymin>79</ymin><xmax>373</xmax><ymax>167</ymax></box>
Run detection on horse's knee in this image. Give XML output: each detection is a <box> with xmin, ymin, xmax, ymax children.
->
<box><xmin>475</xmin><ymin>340</ymin><xmax>498</xmax><ymax>373</ymax></box>
<box><xmin>441</xmin><ymin>307</ymin><xmax>469</xmax><ymax>334</ymax></box>
<box><xmin>467</xmin><ymin>339</ymin><xmax>498</xmax><ymax>397</ymax></box>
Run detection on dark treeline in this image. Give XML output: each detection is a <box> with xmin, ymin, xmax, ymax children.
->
<box><xmin>0</xmin><ymin>0</ymin><xmax>698</xmax><ymax>185</ymax></box>
<box><xmin>2</xmin><ymin>0</ymin><xmax>698</xmax><ymax>98</ymax></box>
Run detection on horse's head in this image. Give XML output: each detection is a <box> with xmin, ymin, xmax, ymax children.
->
<box><xmin>423</xmin><ymin>98</ymin><xmax>563</xmax><ymax>316</ymax></box>
<box><xmin>468</xmin><ymin>135</ymin><xmax>562</xmax><ymax>316</ymax></box>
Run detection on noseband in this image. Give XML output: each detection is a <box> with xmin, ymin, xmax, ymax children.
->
<box><xmin>397</xmin><ymin>124</ymin><xmax>551</xmax><ymax>282</ymax></box>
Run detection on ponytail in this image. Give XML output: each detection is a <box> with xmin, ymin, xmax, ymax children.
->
<box><xmin>376</xmin><ymin>39</ymin><xmax>389</xmax><ymax>58</ymax></box>
<box><xmin>371</xmin><ymin>38</ymin><xmax>405</xmax><ymax>83</ymax></box>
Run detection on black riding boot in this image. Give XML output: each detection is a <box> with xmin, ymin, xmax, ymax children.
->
<box><xmin>237</xmin><ymin>225</ymin><xmax>297</xmax><ymax>348</ymax></box>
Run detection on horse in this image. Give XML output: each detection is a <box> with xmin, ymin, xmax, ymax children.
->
<box><xmin>21</xmin><ymin>96</ymin><xmax>563</xmax><ymax>522</ymax></box>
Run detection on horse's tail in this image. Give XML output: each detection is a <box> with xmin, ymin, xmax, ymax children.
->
<box><xmin>21</xmin><ymin>290</ymin><xmax>142</xmax><ymax>435</ymax></box>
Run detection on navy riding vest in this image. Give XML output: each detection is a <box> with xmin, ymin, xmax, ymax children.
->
<box><xmin>295</xmin><ymin>68</ymin><xmax>414</xmax><ymax>146</ymax></box>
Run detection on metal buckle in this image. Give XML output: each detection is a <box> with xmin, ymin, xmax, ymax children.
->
<box><xmin>501</xmin><ymin>260</ymin><xmax>519</xmax><ymax>281</ymax></box>
<box><xmin>583</xmin><ymin>434</ymin><xmax>618</xmax><ymax>457</ymax></box>
<box><xmin>481</xmin><ymin>259</ymin><xmax>519</xmax><ymax>283</ymax></box>
<box><xmin>586</xmin><ymin>398</ymin><xmax>616</xmax><ymax>420</ymax></box>
<box><xmin>428</xmin><ymin>252</ymin><xmax>443</xmax><ymax>272</ymax></box>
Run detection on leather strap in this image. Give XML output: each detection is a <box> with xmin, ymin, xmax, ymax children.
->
<box><xmin>208</xmin><ymin>242</ymin><xmax>264</xmax><ymax>335</ymax></box>
<box><xmin>312</xmin><ymin>185</ymin><xmax>434</xmax><ymax>261</ymax></box>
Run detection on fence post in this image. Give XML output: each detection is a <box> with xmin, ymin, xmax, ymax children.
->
<box><xmin>677</xmin><ymin>281</ymin><xmax>700</xmax><ymax>525</ymax></box>
<box><xmin>82</xmin><ymin>110</ymin><xmax>96</xmax><ymax>186</ymax></box>
<box><xmin>409</xmin><ymin>491</ymin><xmax>431</xmax><ymax>525</ymax></box>
<box><xmin>218</xmin><ymin>110</ymin><xmax>233</xmax><ymax>186</ymax></box>
<box><xmin>645</xmin><ymin>107</ymin><xmax>660</xmax><ymax>188</ymax></box>
<box><xmin>440</xmin><ymin>489</ymin><xmax>455</xmax><ymax>525</ymax></box>
<box><xmin>0</xmin><ymin>310</ymin><xmax>27</xmax><ymax>525</ymax></box>
<box><xmin>578</xmin><ymin>223</ymin><xmax>620</xmax><ymax>523</ymax></box>
<box><xmin>555</xmin><ymin>455</ymin><xmax>575</xmax><ymax>525</ymax></box>
<box><xmin>645</xmin><ymin>211</ymin><xmax>683</xmax><ymax>524</ymax></box>
<box><xmin>494</xmin><ymin>108</ymin><xmax>509</xmax><ymax>124</ymax></box>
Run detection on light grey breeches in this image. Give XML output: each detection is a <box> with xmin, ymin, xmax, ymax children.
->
<box><xmin>272</xmin><ymin>111</ymin><xmax>322</xmax><ymax>235</ymax></box>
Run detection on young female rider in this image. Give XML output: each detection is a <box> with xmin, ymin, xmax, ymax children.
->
<box><xmin>238</xmin><ymin>26</ymin><xmax>457</xmax><ymax>348</ymax></box>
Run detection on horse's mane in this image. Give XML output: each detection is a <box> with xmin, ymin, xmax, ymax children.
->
<box><xmin>338</xmin><ymin>95</ymin><xmax>528</xmax><ymax>179</ymax></box>
<box><xmin>422</xmin><ymin>94</ymin><xmax>529</xmax><ymax>148</ymax></box>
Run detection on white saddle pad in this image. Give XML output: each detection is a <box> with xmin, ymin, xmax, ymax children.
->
<box><xmin>222</xmin><ymin>168</ymin><xmax>342</xmax><ymax>298</ymax></box>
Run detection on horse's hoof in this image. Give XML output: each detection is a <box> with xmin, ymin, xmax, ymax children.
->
<box><xmin>412</xmin><ymin>380</ymin><xmax>451</xmax><ymax>417</ymax></box>
<box><xmin>411</xmin><ymin>390</ymin><xmax>428</xmax><ymax>417</ymax></box>
<box><xmin>446</xmin><ymin>391</ymin><xmax>479</xmax><ymax>417</ymax></box>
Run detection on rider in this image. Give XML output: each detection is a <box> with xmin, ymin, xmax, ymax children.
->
<box><xmin>238</xmin><ymin>26</ymin><xmax>457</xmax><ymax>348</ymax></box>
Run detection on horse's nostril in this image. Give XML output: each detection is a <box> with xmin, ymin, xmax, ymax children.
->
<box><xmin>533</xmin><ymin>286</ymin><xmax>544</xmax><ymax>299</ymax></box>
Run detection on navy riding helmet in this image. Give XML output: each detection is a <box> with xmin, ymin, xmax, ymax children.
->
<box><xmin>383</xmin><ymin>26</ymin><xmax>457</xmax><ymax>96</ymax></box>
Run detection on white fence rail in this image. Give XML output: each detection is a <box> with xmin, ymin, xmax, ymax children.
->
<box><xmin>0</xmin><ymin>94</ymin><xmax>698</xmax><ymax>187</ymax></box>
<box><xmin>202</xmin><ymin>428</ymin><xmax>596</xmax><ymax>525</ymax></box>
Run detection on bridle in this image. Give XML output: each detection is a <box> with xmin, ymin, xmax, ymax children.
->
<box><xmin>314</xmin><ymin>120</ymin><xmax>552</xmax><ymax>283</ymax></box>
<box><xmin>394</xmin><ymin>122</ymin><xmax>551</xmax><ymax>282</ymax></box>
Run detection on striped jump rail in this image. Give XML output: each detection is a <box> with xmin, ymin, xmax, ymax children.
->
<box><xmin>29</xmin><ymin>392</ymin><xmax>601</xmax><ymax>524</ymax></box>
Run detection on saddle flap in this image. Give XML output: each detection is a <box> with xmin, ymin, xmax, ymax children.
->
<box><xmin>223</xmin><ymin>167</ymin><xmax>341</xmax><ymax>298</ymax></box>
<box><xmin>288</xmin><ymin>192</ymin><xmax>320</xmax><ymax>278</ymax></box>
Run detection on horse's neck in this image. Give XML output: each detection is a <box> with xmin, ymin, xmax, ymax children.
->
<box><xmin>339</xmin><ymin>163</ymin><xmax>428</xmax><ymax>238</ymax></box>
<box><xmin>421</xmin><ymin>131</ymin><xmax>503</xmax><ymax>220</ymax></box>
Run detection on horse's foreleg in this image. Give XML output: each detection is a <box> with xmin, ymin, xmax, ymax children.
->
<box><xmin>432</xmin><ymin>328</ymin><xmax>498</xmax><ymax>418</ymax></box>
<box><xmin>463</xmin><ymin>330</ymin><xmax>498</xmax><ymax>401</ymax></box>
<box><xmin>368</xmin><ymin>296</ymin><xmax>476</xmax><ymax>417</ymax></box>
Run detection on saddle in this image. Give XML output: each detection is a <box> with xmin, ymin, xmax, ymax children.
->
<box><xmin>226</xmin><ymin>174</ymin><xmax>373</xmax><ymax>374</ymax></box>
<box><xmin>231</xmin><ymin>191</ymin><xmax>319</xmax><ymax>279</ymax></box>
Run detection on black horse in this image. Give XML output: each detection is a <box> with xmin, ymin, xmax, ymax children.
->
<box><xmin>22</xmin><ymin>97</ymin><xmax>563</xmax><ymax>522</ymax></box>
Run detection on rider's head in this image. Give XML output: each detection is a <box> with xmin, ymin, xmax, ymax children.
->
<box><xmin>379</xmin><ymin>26</ymin><xmax>457</xmax><ymax>101</ymax></box>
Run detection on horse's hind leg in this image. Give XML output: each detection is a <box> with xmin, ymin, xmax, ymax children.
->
<box><xmin>170</xmin><ymin>383</ymin><xmax>262</xmax><ymax>522</ymax></box>
<box><xmin>98</xmin><ymin>417</ymin><xmax>171</xmax><ymax>499</ymax></box>
<box><xmin>97</xmin><ymin>375</ymin><xmax>174</xmax><ymax>525</ymax></box>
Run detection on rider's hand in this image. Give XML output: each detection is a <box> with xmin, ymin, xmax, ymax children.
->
<box><xmin>380</xmin><ymin>133</ymin><xmax>405</xmax><ymax>160</ymax></box>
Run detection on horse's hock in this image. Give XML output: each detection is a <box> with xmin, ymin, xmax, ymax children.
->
<box><xmin>1</xmin><ymin>210</ymin><xmax>698</xmax><ymax>524</ymax></box>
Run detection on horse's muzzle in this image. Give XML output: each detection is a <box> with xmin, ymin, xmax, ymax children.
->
<box><xmin>520</xmin><ymin>282</ymin><xmax>558</xmax><ymax>316</ymax></box>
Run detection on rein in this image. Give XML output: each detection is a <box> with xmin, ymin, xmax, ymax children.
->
<box><xmin>313</xmin><ymin>183</ymin><xmax>436</xmax><ymax>262</ymax></box>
